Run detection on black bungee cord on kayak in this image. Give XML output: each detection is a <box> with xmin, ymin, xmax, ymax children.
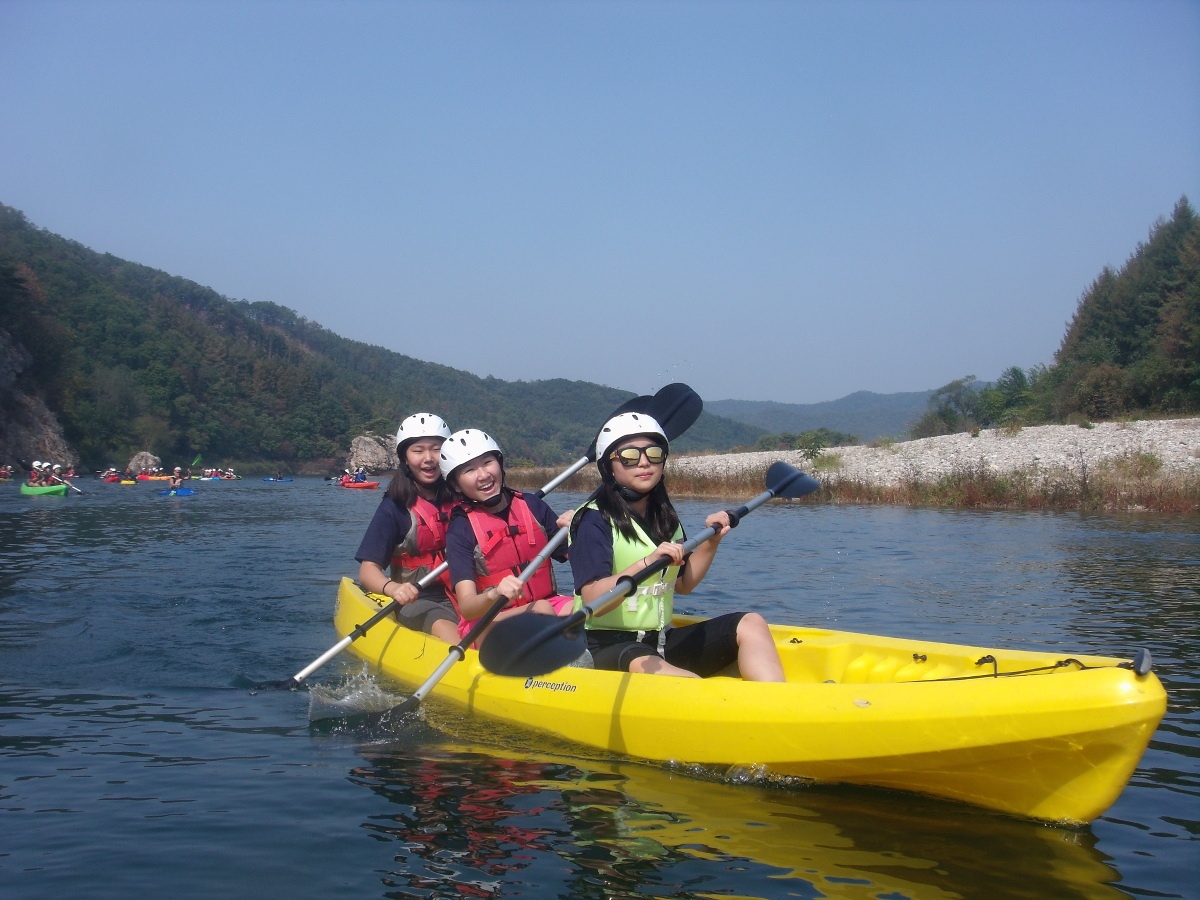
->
<box><xmin>787</xmin><ymin>642</ymin><xmax>1156</xmax><ymax>683</ymax></box>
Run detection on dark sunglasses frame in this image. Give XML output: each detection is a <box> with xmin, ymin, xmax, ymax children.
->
<box><xmin>609</xmin><ymin>444</ymin><xmax>668</xmax><ymax>467</ymax></box>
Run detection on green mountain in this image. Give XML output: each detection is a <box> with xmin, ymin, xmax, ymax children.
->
<box><xmin>708</xmin><ymin>390</ymin><xmax>933</xmax><ymax>444</ymax></box>
<box><xmin>0</xmin><ymin>203</ymin><xmax>760</xmax><ymax>469</ymax></box>
<box><xmin>1048</xmin><ymin>197</ymin><xmax>1200</xmax><ymax>417</ymax></box>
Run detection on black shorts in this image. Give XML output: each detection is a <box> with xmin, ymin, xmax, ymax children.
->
<box><xmin>586</xmin><ymin>611</ymin><xmax>746</xmax><ymax>675</ymax></box>
<box><xmin>395</xmin><ymin>594</ymin><xmax>457</xmax><ymax>636</ymax></box>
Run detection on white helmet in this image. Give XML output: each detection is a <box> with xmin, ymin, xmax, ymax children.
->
<box><xmin>595</xmin><ymin>412</ymin><xmax>668</xmax><ymax>463</ymax></box>
<box><xmin>439</xmin><ymin>429</ymin><xmax>503</xmax><ymax>480</ymax></box>
<box><xmin>32</xmin><ymin>460</ymin><xmax>41</xmax><ymax>468</ymax></box>
<box><xmin>395</xmin><ymin>412</ymin><xmax>452</xmax><ymax>453</ymax></box>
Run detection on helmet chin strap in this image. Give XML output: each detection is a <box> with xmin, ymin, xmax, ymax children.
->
<box><xmin>482</xmin><ymin>488</ymin><xmax>507</xmax><ymax>508</ymax></box>
<box><xmin>616</xmin><ymin>484</ymin><xmax>644</xmax><ymax>502</ymax></box>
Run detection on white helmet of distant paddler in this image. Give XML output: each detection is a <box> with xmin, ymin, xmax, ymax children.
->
<box><xmin>394</xmin><ymin>412</ymin><xmax>452</xmax><ymax>453</ymax></box>
<box><xmin>595</xmin><ymin>412</ymin><xmax>668</xmax><ymax>464</ymax></box>
<box><xmin>439</xmin><ymin>428</ymin><xmax>503</xmax><ymax>481</ymax></box>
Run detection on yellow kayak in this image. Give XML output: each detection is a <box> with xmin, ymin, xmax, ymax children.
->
<box><xmin>334</xmin><ymin>576</ymin><xmax>1165</xmax><ymax>824</ymax></box>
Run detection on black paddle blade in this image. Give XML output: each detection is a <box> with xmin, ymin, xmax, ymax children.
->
<box><xmin>586</xmin><ymin>393</ymin><xmax>654</xmax><ymax>460</ymax></box>
<box><xmin>584</xmin><ymin>383</ymin><xmax>702</xmax><ymax>461</ymax></box>
<box><xmin>646</xmin><ymin>382</ymin><xmax>703</xmax><ymax>440</ymax></box>
<box><xmin>766</xmin><ymin>462</ymin><xmax>821</xmax><ymax>499</ymax></box>
<box><xmin>478</xmin><ymin>614</ymin><xmax>587</xmax><ymax>677</ymax></box>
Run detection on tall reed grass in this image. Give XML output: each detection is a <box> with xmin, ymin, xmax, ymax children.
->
<box><xmin>508</xmin><ymin>453</ymin><xmax>1200</xmax><ymax>515</ymax></box>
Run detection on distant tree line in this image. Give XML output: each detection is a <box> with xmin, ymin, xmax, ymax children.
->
<box><xmin>911</xmin><ymin>197</ymin><xmax>1198</xmax><ymax>439</ymax></box>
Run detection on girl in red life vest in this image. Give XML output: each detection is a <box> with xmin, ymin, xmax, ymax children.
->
<box><xmin>355</xmin><ymin>413</ymin><xmax>461</xmax><ymax>644</ymax></box>
<box><xmin>440</xmin><ymin>429</ymin><xmax>573</xmax><ymax>647</ymax></box>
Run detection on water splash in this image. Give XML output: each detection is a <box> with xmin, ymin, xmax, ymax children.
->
<box><xmin>307</xmin><ymin>665</ymin><xmax>407</xmax><ymax>722</ymax></box>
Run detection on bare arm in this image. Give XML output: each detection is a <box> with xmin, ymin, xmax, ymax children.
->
<box><xmin>454</xmin><ymin>574</ymin><xmax>525</xmax><ymax>621</ymax></box>
<box><xmin>673</xmin><ymin>511</ymin><xmax>731</xmax><ymax>595</ymax></box>
<box><xmin>359</xmin><ymin>559</ymin><xmax>418</xmax><ymax>604</ymax></box>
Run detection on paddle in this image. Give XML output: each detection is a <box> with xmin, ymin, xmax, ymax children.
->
<box><xmin>531</xmin><ymin>382</ymin><xmax>701</xmax><ymax>498</ymax></box>
<box><xmin>478</xmin><ymin>461</ymin><xmax>821</xmax><ymax>678</ymax></box>
<box><xmin>283</xmin><ymin>382</ymin><xmax>703</xmax><ymax>689</ymax></box>
<box><xmin>51</xmin><ymin>473</ymin><xmax>83</xmax><ymax>494</ymax></box>
<box><xmin>386</xmin><ymin>527</ymin><xmax>571</xmax><ymax>716</ymax></box>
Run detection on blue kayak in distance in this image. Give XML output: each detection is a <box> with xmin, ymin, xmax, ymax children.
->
<box><xmin>263</xmin><ymin>477</ymin><xmax>294</xmax><ymax>482</ymax></box>
<box><xmin>158</xmin><ymin>488</ymin><xmax>196</xmax><ymax>496</ymax></box>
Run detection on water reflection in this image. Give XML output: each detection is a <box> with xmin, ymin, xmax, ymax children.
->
<box><xmin>345</xmin><ymin>740</ymin><xmax>1125</xmax><ymax>900</ymax></box>
<box><xmin>3</xmin><ymin>481</ymin><xmax>1196</xmax><ymax>897</ymax></box>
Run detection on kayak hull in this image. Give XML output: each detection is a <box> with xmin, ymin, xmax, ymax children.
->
<box><xmin>20</xmin><ymin>482</ymin><xmax>69</xmax><ymax>496</ymax></box>
<box><xmin>333</xmin><ymin>576</ymin><xmax>1166</xmax><ymax>824</ymax></box>
<box><xmin>339</xmin><ymin>481</ymin><xmax>379</xmax><ymax>489</ymax></box>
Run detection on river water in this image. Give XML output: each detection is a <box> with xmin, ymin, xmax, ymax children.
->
<box><xmin>1</xmin><ymin>476</ymin><xmax>1196</xmax><ymax>898</ymax></box>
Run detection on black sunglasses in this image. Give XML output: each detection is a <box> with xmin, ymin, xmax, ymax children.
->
<box><xmin>610</xmin><ymin>444</ymin><xmax>668</xmax><ymax>467</ymax></box>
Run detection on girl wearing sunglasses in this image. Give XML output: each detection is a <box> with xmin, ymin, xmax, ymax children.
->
<box><xmin>441</xmin><ymin>428</ymin><xmax>575</xmax><ymax>647</ymax></box>
<box><xmin>569</xmin><ymin>412</ymin><xmax>785</xmax><ymax>681</ymax></box>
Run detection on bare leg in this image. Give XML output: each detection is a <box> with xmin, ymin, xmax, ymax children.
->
<box><xmin>736</xmin><ymin>613</ymin><xmax>786</xmax><ymax>682</ymax></box>
<box><xmin>629</xmin><ymin>655</ymin><xmax>700</xmax><ymax>678</ymax></box>
<box><xmin>431</xmin><ymin>618</ymin><xmax>459</xmax><ymax>644</ymax></box>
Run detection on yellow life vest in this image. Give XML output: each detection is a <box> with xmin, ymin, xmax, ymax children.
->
<box><xmin>572</xmin><ymin>502</ymin><xmax>682</xmax><ymax>632</ymax></box>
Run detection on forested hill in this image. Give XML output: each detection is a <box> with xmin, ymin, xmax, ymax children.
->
<box><xmin>0</xmin><ymin>204</ymin><xmax>760</xmax><ymax>468</ymax></box>
<box><xmin>1051</xmin><ymin>197</ymin><xmax>1199</xmax><ymax>417</ymax></box>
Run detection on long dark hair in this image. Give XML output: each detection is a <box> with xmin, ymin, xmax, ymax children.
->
<box><xmin>588</xmin><ymin>455</ymin><xmax>680</xmax><ymax>545</ymax></box>
<box><xmin>386</xmin><ymin>447</ymin><xmax>453</xmax><ymax>509</ymax></box>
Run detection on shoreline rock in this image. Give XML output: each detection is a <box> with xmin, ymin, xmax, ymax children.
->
<box><xmin>669</xmin><ymin>418</ymin><xmax>1200</xmax><ymax>487</ymax></box>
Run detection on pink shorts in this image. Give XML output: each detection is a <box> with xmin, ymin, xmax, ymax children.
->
<box><xmin>457</xmin><ymin>594</ymin><xmax>574</xmax><ymax>642</ymax></box>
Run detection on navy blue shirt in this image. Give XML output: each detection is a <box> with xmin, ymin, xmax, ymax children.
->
<box><xmin>354</xmin><ymin>496</ymin><xmax>413</xmax><ymax>567</ymax></box>
<box><xmin>569</xmin><ymin>507</ymin><xmax>690</xmax><ymax>595</ymax></box>
<box><xmin>568</xmin><ymin>507</ymin><xmax>620</xmax><ymax>593</ymax></box>
<box><xmin>445</xmin><ymin>491</ymin><xmax>567</xmax><ymax>588</ymax></box>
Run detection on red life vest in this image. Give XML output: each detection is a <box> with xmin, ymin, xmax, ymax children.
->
<box><xmin>390</xmin><ymin>495</ymin><xmax>452</xmax><ymax>591</ymax></box>
<box><xmin>464</xmin><ymin>492</ymin><xmax>555</xmax><ymax>606</ymax></box>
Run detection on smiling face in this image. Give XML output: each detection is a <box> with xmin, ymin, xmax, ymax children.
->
<box><xmin>452</xmin><ymin>452</ymin><xmax>504</xmax><ymax>503</ymax></box>
<box><xmin>404</xmin><ymin>438</ymin><xmax>445</xmax><ymax>488</ymax></box>
<box><xmin>608</xmin><ymin>438</ymin><xmax>665</xmax><ymax>497</ymax></box>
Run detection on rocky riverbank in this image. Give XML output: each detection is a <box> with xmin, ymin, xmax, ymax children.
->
<box><xmin>670</xmin><ymin>418</ymin><xmax>1200</xmax><ymax>487</ymax></box>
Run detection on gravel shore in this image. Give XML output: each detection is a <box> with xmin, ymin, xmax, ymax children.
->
<box><xmin>670</xmin><ymin>418</ymin><xmax>1200</xmax><ymax>487</ymax></box>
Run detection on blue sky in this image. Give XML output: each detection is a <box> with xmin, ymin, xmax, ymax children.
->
<box><xmin>2</xmin><ymin>0</ymin><xmax>1197</xmax><ymax>404</ymax></box>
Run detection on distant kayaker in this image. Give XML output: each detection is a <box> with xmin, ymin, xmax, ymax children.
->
<box><xmin>354</xmin><ymin>413</ymin><xmax>460</xmax><ymax>644</ymax></box>
<box><xmin>440</xmin><ymin>429</ymin><xmax>573</xmax><ymax>648</ymax></box>
<box><xmin>568</xmin><ymin>412</ymin><xmax>786</xmax><ymax>682</ymax></box>
<box><xmin>168</xmin><ymin>467</ymin><xmax>184</xmax><ymax>490</ymax></box>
